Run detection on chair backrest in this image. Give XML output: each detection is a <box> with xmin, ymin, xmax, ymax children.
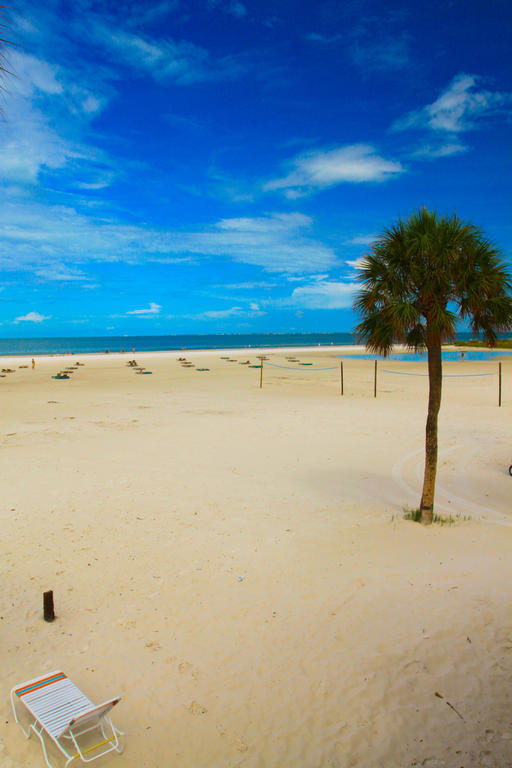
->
<box><xmin>57</xmin><ymin>698</ymin><xmax>120</xmax><ymax>738</ymax></box>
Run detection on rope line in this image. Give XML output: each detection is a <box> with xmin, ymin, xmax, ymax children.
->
<box><xmin>381</xmin><ymin>369</ymin><xmax>493</xmax><ymax>378</ymax></box>
<box><xmin>264</xmin><ymin>361</ymin><xmax>339</xmax><ymax>371</ymax></box>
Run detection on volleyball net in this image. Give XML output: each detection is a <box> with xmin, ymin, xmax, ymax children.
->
<box><xmin>257</xmin><ymin>357</ymin><xmax>504</xmax><ymax>405</ymax></box>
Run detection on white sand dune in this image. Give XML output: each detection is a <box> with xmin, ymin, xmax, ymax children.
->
<box><xmin>1</xmin><ymin>348</ymin><xmax>511</xmax><ymax>768</ymax></box>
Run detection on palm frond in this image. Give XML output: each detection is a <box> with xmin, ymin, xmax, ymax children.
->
<box><xmin>353</xmin><ymin>207</ymin><xmax>512</xmax><ymax>351</ymax></box>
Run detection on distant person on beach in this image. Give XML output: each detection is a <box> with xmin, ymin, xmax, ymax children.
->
<box><xmin>32</xmin><ymin>358</ymin><xmax>35</xmax><ymax>369</ymax></box>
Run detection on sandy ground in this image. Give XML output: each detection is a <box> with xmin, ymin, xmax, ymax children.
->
<box><xmin>1</xmin><ymin>347</ymin><xmax>511</xmax><ymax>768</ymax></box>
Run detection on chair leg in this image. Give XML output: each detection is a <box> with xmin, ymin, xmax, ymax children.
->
<box><xmin>31</xmin><ymin>723</ymin><xmax>56</xmax><ymax>768</ymax></box>
<box><xmin>10</xmin><ymin>692</ymin><xmax>32</xmax><ymax>739</ymax></box>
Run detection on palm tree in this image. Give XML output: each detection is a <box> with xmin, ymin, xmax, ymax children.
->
<box><xmin>354</xmin><ymin>208</ymin><xmax>512</xmax><ymax>524</ymax></box>
<box><xmin>0</xmin><ymin>6</ymin><xmax>13</xmax><ymax>105</ymax></box>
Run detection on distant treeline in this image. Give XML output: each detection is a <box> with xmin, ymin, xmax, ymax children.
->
<box><xmin>456</xmin><ymin>338</ymin><xmax>512</xmax><ymax>349</ymax></box>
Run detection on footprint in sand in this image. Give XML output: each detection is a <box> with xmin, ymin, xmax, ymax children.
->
<box><xmin>217</xmin><ymin>724</ymin><xmax>248</xmax><ymax>753</ymax></box>
<box><xmin>186</xmin><ymin>700</ymin><xmax>208</xmax><ymax>716</ymax></box>
<box><xmin>178</xmin><ymin>661</ymin><xmax>200</xmax><ymax>680</ymax></box>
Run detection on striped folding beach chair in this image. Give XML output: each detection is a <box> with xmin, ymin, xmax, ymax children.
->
<box><xmin>10</xmin><ymin>670</ymin><xmax>124</xmax><ymax>767</ymax></box>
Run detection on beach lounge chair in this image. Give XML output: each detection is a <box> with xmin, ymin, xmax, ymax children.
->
<box><xmin>10</xmin><ymin>671</ymin><xmax>124</xmax><ymax>768</ymax></box>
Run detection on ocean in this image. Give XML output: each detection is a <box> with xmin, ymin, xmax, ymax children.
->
<box><xmin>0</xmin><ymin>333</ymin><xmax>357</xmax><ymax>356</ymax></box>
<box><xmin>0</xmin><ymin>331</ymin><xmax>497</xmax><ymax>357</ymax></box>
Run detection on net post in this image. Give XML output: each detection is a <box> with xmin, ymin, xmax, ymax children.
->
<box><xmin>499</xmin><ymin>361</ymin><xmax>502</xmax><ymax>407</ymax></box>
<box><xmin>43</xmin><ymin>590</ymin><xmax>55</xmax><ymax>622</ymax></box>
<box><xmin>259</xmin><ymin>356</ymin><xmax>263</xmax><ymax>389</ymax></box>
<box><xmin>374</xmin><ymin>359</ymin><xmax>377</xmax><ymax>398</ymax></box>
<box><xmin>340</xmin><ymin>360</ymin><xmax>344</xmax><ymax>396</ymax></box>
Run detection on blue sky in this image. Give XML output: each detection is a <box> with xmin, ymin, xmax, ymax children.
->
<box><xmin>1</xmin><ymin>0</ymin><xmax>511</xmax><ymax>336</ymax></box>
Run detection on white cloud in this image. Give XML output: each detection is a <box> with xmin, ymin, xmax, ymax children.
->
<box><xmin>204</xmin><ymin>213</ymin><xmax>337</xmax><ymax>271</ymax></box>
<box><xmin>346</xmin><ymin>257</ymin><xmax>368</xmax><ymax>270</ymax></box>
<box><xmin>123</xmin><ymin>0</ymin><xmax>180</xmax><ymax>27</ymax></box>
<box><xmin>14</xmin><ymin>311</ymin><xmax>50</xmax><ymax>323</ymax></box>
<box><xmin>306</xmin><ymin>16</ymin><xmax>410</xmax><ymax>74</ymax></box>
<box><xmin>81</xmin><ymin>94</ymin><xmax>104</xmax><ymax>114</ymax></box>
<box><xmin>10</xmin><ymin>51</ymin><xmax>63</xmax><ymax>97</ymax></box>
<box><xmin>94</xmin><ymin>26</ymin><xmax>244</xmax><ymax>84</ymax></box>
<box><xmin>286</xmin><ymin>280</ymin><xmax>358</xmax><ymax>310</ymax></box>
<box><xmin>126</xmin><ymin>302</ymin><xmax>162</xmax><ymax>316</ymax></box>
<box><xmin>0</xmin><ymin>204</ymin><xmax>337</xmax><ymax>276</ymax></box>
<box><xmin>200</xmin><ymin>304</ymin><xmax>264</xmax><ymax>319</ymax></box>
<box><xmin>203</xmin><ymin>306</ymin><xmax>243</xmax><ymax>318</ymax></box>
<box><xmin>393</xmin><ymin>74</ymin><xmax>512</xmax><ymax>133</ymax></box>
<box><xmin>207</xmin><ymin>0</ymin><xmax>247</xmax><ymax>18</ymax></box>
<box><xmin>350</xmin><ymin>35</ymin><xmax>410</xmax><ymax>73</ymax></box>
<box><xmin>219</xmin><ymin>280</ymin><xmax>278</xmax><ymax>290</ymax></box>
<box><xmin>345</xmin><ymin>235</ymin><xmax>377</xmax><ymax>246</ymax></box>
<box><xmin>265</xmin><ymin>144</ymin><xmax>403</xmax><ymax>197</ymax></box>
<box><xmin>34</xmin><ymin>264</ymin><xmax>90</xmax><ymax>282</ymax></box>
<box><xmin>0</xmin><ymin>51</ymin><xmax>111</xmax><ymax>185</ymax></box>
<box><xmin>229</xmin><ymin>3</ymin><xmax>247</xmax><ymax>18</ymax></box>
<box><xmin>304</xmin><ymin>32</ymin><xmax>343</xmax><ymax>44</ymax></box>
<box><xmin>411</xmin><ymin>142</ymin><xmax>468</xmax><ymax>159</ymax></box>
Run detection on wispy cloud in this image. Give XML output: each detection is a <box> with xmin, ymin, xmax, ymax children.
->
<box><xmin>411</xmin><ymin>142</ymin><xmax>468</xmax><ymax>159</ymax></box>
<box><xmin>126</xmin><ymin>302</ymin><xmax>162</xmax><ymax>316</ymax></box>
<box><xmin>393</xmin><ymin>74</ymin><xmax>512</xmax><ymax>133</ymax></box>
<box><xmin>207</xmin><ymin>0</ymin><xmax>247</xmax><ymax>18</ymax></box>
<box><xmin>203</xmin><ymin>306</ymin><xmax>243</xmax><ymax>318</ymax></box>
<box><xmin>345</xmin><ymin>257</ymin><xmax>368</xmax><ymax>270</ymax></box>
<box><xmin>10</xmin><ymin>51</ymin><xmax>63</xmax><ymax>96</ymax></box>
<box><xmin>189</xmin><ymin>305</ymin><xmax>264</xmax><ymax>320</ymax></box>
<box><xmin>0</xmin><ymin>204</ymin><xmax>337</xmax><ymax>276</ymax></box>
<box><xmin>265</xmin><ymin>144</ymin><xmax>404</xmax><ymax>197</ymax></box>
<box><xmin>218</xmin><ymin>280</ymin><xmax>278</xmax><ymax>291</ymax></box>
<box><xmin>285</xmin><ymin>280</ymin><xmax>358</xmax><ymax>310</ymax></box>
<box><xmin>227</xmin><ymin>2</ymin><xmax>247</xmax><ymax>18</ymax></box>
<box><xmin>122</xmin><ymin>0</ymin><xmax>180</xmax><ymax>28</ymax></box>
<box><xmin>14</xmin><ymin>311</ymin><xmax>50</xmax><ymax>323</ymax></box>
<box><xmin>93</xmin><ymin>25</ymin><xmax>245</xmax><ymax>85</ymax></box>
<box><xmin>34</xmin><ymin>264</ymin><xmax>91</xmax><ymax>282</ymax></box>
<box><xmin>0</xmin><ymin>50</ymin><xmax>111</xmax><ymax>186</ymax></box>
<box><xmin>306</xmin><ymin>9</ymin><xmax>411</xmax><ymax>74</ymax></box>
<box><xmin>345</xmin><ymin>234</ymin><xmax>377</xmax><ymax>247</ymax></box>
<box><xmin>304</xmin><ymin>32</ymin><xmax>343</xmax><ymax>44</ymax></box>
<box><xmin>349</xmin><ymin>34</ymin><xmax>410</xmax><ymax>74</ymax></box>
<box><xmin>205</xmin><ymin>213</ymin><xmax>337</xmax><ymax>271</ymax></box>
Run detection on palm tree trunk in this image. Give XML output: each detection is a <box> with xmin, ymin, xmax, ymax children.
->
<box><xmin>420</xmin><ymin>338</ymin><xmax>443</xmax><ymax>524</ymax></box>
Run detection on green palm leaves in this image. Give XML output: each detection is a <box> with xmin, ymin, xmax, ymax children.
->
<box><xmin>354</xmin><ymin>208</ymin><xmax>512</xmax><ymax>353</ymax></box>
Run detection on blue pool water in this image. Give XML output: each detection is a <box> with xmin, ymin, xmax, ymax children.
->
<box><xmin>338</xmin><ymin>350</ymin><xmax>512</xmax><ymax>361</ymax></box>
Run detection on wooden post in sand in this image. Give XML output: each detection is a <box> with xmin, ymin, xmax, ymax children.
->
<box><xmin>259</xmin><ymin>357</ymin><xmax>263</xmax><ymax>389</ymax></box>
<box><xmin>374</xmin><ymin>359</ymin><xmax>378</xmax><ymax>398</ymax></box>
<box><xmin>43</xmin><ymin>590</ymin><xmax>55</xmax><ymax>622</ymax></box>
<box><xmin>340</xmin><ymin>361</ymin><xmax>344</xmax><ymax>396</ymax></box>
<box><xmin>498</xmin><ymin>362</ymin><xmax>502</xmax><ymax>407</ymax></box>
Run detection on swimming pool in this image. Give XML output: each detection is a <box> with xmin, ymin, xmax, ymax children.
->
<box><xmin>338</xmin><ymin>349</ymin><xmax>512</xmax><ymax>361</ymax></box>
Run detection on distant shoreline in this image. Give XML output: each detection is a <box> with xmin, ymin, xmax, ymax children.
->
<box><xmin>0</xmin><ymin>331</ymin><xmax>506</xmax><ymax>359</ymax></box>
<box><xmin>0</xmin><ymin>341</ymin><xmax>503</xmax><ymax>365</ymax></box>
<box><xmin>0</xmin><ymin>344</ymin><xmax>365</xmax><ymax>365</ymax></box>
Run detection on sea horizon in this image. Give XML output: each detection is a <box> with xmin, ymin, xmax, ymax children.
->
<box><xmin>0</xmin><ymin>330</ymin><xmax>496</xmax><ymax>357</ymax></box>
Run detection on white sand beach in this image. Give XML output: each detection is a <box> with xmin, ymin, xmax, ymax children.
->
<box><xmin>1</xmin><ymin>347</ymin><xmax>511</xmax><ymax>768</ymax></box>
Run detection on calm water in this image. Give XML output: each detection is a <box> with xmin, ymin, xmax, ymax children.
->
<box><xmin>338</xmin><ymin>350</ymin><xmax>512</xmax><ymax>361</ymax></box>
<box><xmin>0</xmin><ymin>333</ymin><xmax>356</xmax><ymax>356</ymax></box>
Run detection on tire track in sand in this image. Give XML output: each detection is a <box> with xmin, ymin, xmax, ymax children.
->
<box><xmin>391</xmin><ymin>446</ymin><xmax>511</xmax><ymax>525</ymax></box>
